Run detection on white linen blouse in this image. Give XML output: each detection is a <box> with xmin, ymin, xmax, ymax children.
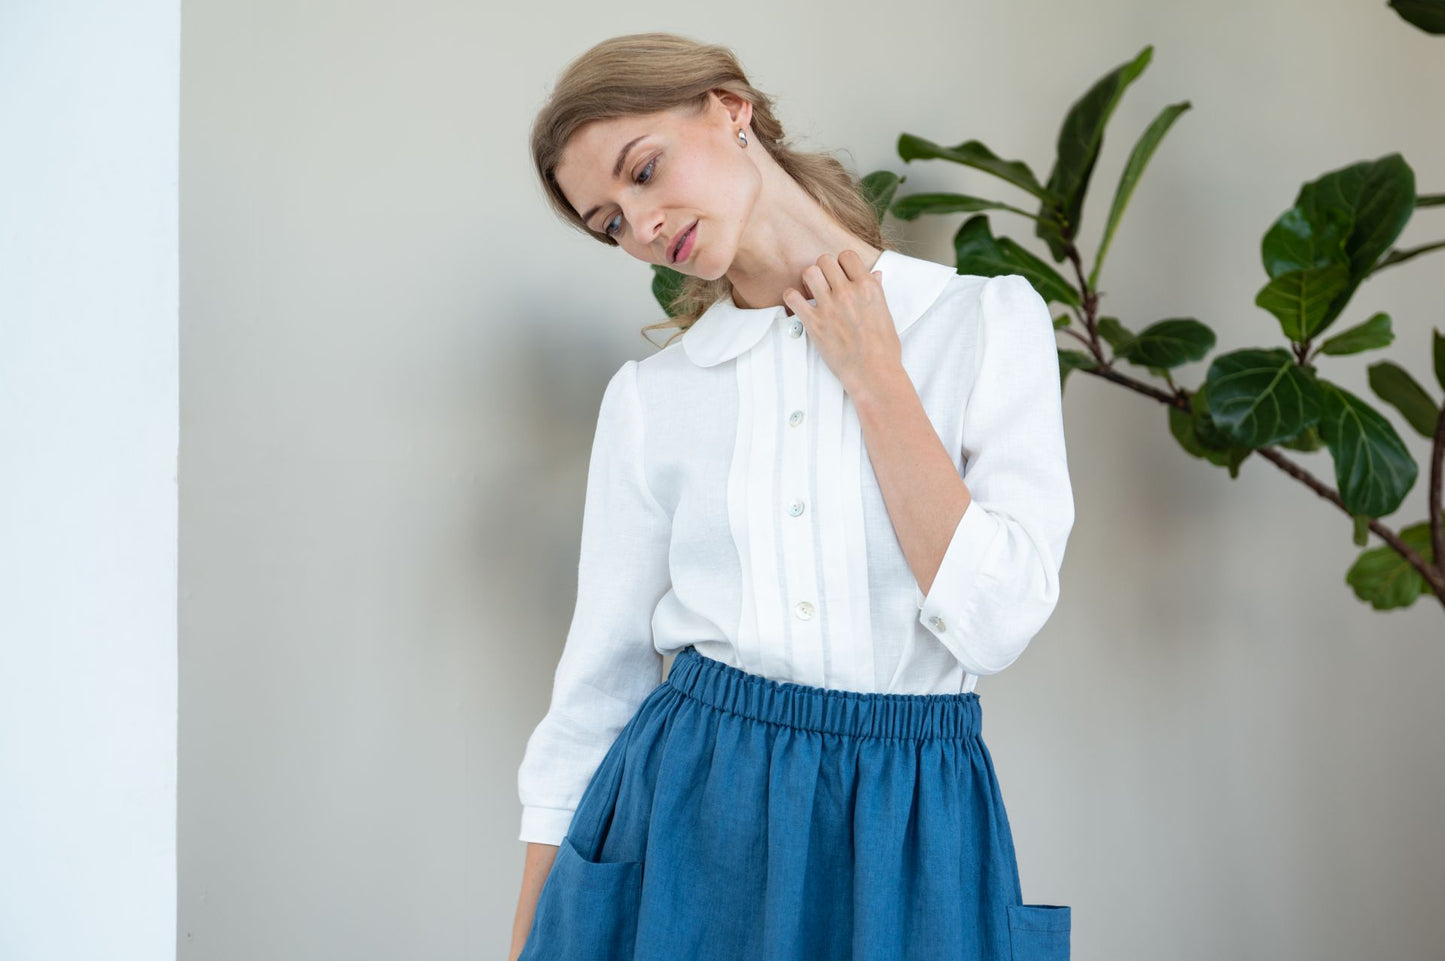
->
<box><xmin>517</xmin><ymin>248</ymin><xmax>1075</xmax><ymax>845</ymax></box>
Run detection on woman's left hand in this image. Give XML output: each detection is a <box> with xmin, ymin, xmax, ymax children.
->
<box><xmin>782</xmin><ymin>249</ymin><xmax>901</xmax><ymax>398</ymax></box>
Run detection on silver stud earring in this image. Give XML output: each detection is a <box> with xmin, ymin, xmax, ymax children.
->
<box><xmin>737</xmin><ymin>128</ymin><xmax>748</xmax><ymax>147</ymax></box>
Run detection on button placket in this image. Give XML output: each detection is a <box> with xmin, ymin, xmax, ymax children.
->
<box><xmin>777</xmin><ymin>310</ymin><xmax>824</xmax><ymax>681</ymax></box>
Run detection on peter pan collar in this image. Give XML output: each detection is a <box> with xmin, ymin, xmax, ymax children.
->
<box><xmin>680</xmin><ymin>248</ymin><xmax>958</xmax><ymax>368</ymax></box>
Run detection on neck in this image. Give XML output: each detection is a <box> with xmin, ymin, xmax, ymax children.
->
<box><xmin>726</xmin><ymin>159</ymin><xmax>881</xmax><ymax>311</ymax></box>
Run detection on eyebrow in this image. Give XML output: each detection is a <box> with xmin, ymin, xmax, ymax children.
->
<box><xmin>579</xmin><ymin>134</ymin><xmax>649</xmax><ymax>228</ymax></box>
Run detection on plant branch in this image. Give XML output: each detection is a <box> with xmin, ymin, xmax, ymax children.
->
<box><xmin>1082</xmin><ymin>362</ymin><xmax>1181</xmax><ymax>405</ymax></box>
<box><xmin>1063</xmin><ymin>242</ymin><xmax>1104</xmax><ymax>359</ymax></box>
<box><xmin>1059</xmin><ymin>326</ymin><xmax>1094</xmax><ymax>350</ymax></box>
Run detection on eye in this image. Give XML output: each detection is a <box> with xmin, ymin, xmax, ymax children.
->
<box><xmin>602</xmin><ymin>155</ymin><xmax>658</xmax><ymax>237</ymax></box>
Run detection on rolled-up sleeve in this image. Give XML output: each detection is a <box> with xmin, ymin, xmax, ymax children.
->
<box><xmin>517</xmin><ymin>359</ymin><xmax>672</xmax><ymax>845</ymax></box>
<box><xmin>915</xmin><ymin>273</ymin><xmax>1075</xmax><ymax>676</ymax></box>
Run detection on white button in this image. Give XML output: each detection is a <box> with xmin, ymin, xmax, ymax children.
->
<box><xmin>928</xmin><ymin>615</ymin><xmax>947</xmax><ymax>632</ymax></box>
<box><xmin>788</xmin><ymin>319</ymin><xmax>804</xmax><ymax>338</ymax></box>
<box><xmin>786</xmin><ymin>499</ymin><xmax>805</xmax><ymax>517</ymax></box>
<box><xmin>795</xmin><ymin>601</ymin><xmax>815</xmax><ymax>620</ymax></box>
<box><xmin>788</xmin><ymin>409</ymin><xmax>805</xmax><ymax>427</ymax></box>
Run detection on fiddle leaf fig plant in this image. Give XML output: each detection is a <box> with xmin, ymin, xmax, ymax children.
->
<box><xmin>882</xmin><ymin>37</ymin><xmax>1445</xmax><ymax>613</ymax></box>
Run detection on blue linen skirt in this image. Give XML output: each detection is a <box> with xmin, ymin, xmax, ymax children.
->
<box><xmin>517</xmin><ymin>644</ymin><xmax>1071</xmax><ymax>961</ymax></box>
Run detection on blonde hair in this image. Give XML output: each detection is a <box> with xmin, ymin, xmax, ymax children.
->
<box><xmin>530</xmin><ymin>32</ymin><xmax>899</xmax><ymax>349</ymax></box>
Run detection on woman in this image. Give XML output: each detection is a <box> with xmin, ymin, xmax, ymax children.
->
<box><xmin>511</xmin><ymin>31</ymin><xmax>1075</xmax><ymax>961</ymax></box>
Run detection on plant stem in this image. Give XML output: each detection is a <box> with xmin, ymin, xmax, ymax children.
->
<box><xmin>1064</xmin><ymin>244</ymin><xmax>1104</xmax><ymax>360</ymax></box>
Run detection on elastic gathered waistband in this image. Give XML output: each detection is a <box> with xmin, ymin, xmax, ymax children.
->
<box><xmin>665</xmin><ymin>644</ymin><xmax>981</xmax><ymax>740</ymax></box>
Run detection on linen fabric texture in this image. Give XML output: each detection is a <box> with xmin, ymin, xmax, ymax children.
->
<box><xmin>518</xmin><ymin>248</ymin><xmax>1075</xmax><ymax>846</ymax></box>
<box><xmin>515</xmin><ymin>645</ymin><xmax>1071</xmax><ymax>961</ymax></box>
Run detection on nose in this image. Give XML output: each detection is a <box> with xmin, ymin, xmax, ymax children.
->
<box><xmin>619</xmin><ymin>198</ymin><xmax>666</xmax><ymax>251</ymax></box>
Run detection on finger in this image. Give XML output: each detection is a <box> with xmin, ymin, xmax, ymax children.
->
<box><xmin>782</xmin><ymin>287</ymin><xmax>811</xmax><ymax>316</ymax></box>
<box><xmin>801</xmin><ymin>263</ymin><xmax>830</xmax><ymax>300</ymax></box>
<box><xmin>815</xmin><ymin>254</ymin><xmax>847</xmax><ymax>291</ymax></box>
<box><xmin>837</xmin><ymin>249</ymin><xmax>868</xmax><ymax>282</ymax></box>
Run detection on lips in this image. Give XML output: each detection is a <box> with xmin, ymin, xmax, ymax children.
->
<box><xmin>670</xmin><ymin>221</ymin><xmax>697</xmax><ymax>263</ymax></box>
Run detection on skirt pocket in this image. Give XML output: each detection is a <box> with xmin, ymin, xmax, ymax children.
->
<box><xmin>1006</xmin><ymin>903</ymin><xmax>1071</xmax><ymax>961</ymax></box>
<box><xmin>518</xmin><ymin>834</ymin><xmax>644</xmax><ymax>961</ymax></box>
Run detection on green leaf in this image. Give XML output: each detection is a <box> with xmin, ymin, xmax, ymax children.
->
<box><xmin>1329</xmin><ymin>155</ymin><xmax>1419</xmax><ymax>287</ymax></box>
<box><xmin>1317</xmin><ymin>312</ymin><xmax>1393</xmax><ymax>356</ymax></box>
<box><xmin>1036</xmin><ymin>45</ymin><xmax>1154</xmax><ymax>262</ymax></box>
<box><xmin>952</xmin><ymin>214</ymin><xmax>1082</xmax><ymax>308</ymax></box>
<box><xmin>1204</xmin><ymin>348</ymin><xmax>1324</xmax><ymax>448</ymax></box>
<box><xmin>890</xmin><ymin>192</ymin><xmax>1039</xmax><ymax>222</ymax></box>
<box><xmin>1169</xmin><ymin>382</ymin><xmax>1253</xmax><ymax>475</ymax></box>
<box><xmin>860</xmin><ymin>169</ymin><xmax>904</xmax><ymax>225</ymax></box>
<box><xmin>1278</xmin><ymin>423</ymin><xmax>1325</xmax><ymax>453</ymax></box>
<box><xmin>896</xmin><ymin>135</ymin><xmax>1054</xmax><ymax>201</ymax></box>
<box><xmin>1089</xmin><ymin>100</ymin><xmax>1191</xmax><ymax>289</ymax></box>
<box><xmin>1253</xmin><ymin>263</ymin><xmax>1351</xmax><ymax>341</ymax></box>
<box><xmin>1095</xmin><ymin>316</ymin><xmax>1134</xmax><ymax>353</ymax></box>
<box><xmin>1316</xmin><ymin>378</ymin><xmax>1419</xmax><ymax>517</ymax></box>
<box><xmin>1263</xmin><ymin>154</ymin><xmax>1416</xmax><ymax>335</ymax></box>
<box><xmin>1052</xmin><ymin>314</ymin><xmax>1072</xmax><ymax>330</ymax></box>
<box><xmin>1057</xmin><ymin>349</ymin><xmax>1098</xmax><ymax>394</ymax></box>
<box><xmin>1167</xmin><ymin>403</ymin><xmax>1207</xmax><ymax>455</ymax></box>
<box><xmin>1389</xmin><ymin>0</ymin><xmax>1445</xmax><ymax>34</ymax></box>
<box><xmin>1261</xmin><ymin>204</ymin><xmax>1352</xmax><ymax>279</ymax></box>
<box><xmin>1345</xmin><ymin>518</ymin><xmax>1437</xmax><ymax>610</ymax></box>
<box><xmin>1114</xmin><ymin>318</ymin><xmax>1216</xmax><ymax>369</ymax></box>
<box><xmin>650</xmin><ymin>263</ymin><xmax>687</xmax><ymax>316</ymax></box>
<box><xmin>1367</xmin><ymin>360</ymin><xmax>1442</xmax><ymax>439</ymax></box>
<box><xmin>1367</xmin><ymin>239</ymin><xmax>1445</xmax><ymax>275</ymax></box>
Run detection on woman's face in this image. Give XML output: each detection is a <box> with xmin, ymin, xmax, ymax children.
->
<box><xmin>553</xmin><ymin>92</ymin><xmax>760</xmax><ymax>280</ymax></box>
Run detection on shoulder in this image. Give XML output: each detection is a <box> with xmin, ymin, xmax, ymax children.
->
<box><xmin>600</xmin><ymin>337</ymin><xmax>692</xmax><ymax>428</ymax></box>
<box><xmin>916</xmin><ymin>271</ymin><xmax>1021</xmax><ymax>332</ymax></box>
<box><xmin>933</xmin><ymin>271</ymin><xmax>991</xmax><ymax>312</ymax></box>
<box><xmin>931</xmin><ymin>273</ymin><xmax>1052</xmax><ymax>335</ymax></box>
<box><xmin>976</xmin><ymin>273</ymin><xmax>1048</xmax><ymax>314</ymax></box>
<box><xmin>938</xmin><ymin>272</ymin><xmax>1042</xmax><ymax>310</ymax></box>
<box><xmin>631</xmin><ymin>335</ymin><xmax>694</xmax><ymax>400</ymax></box>
<box><xmin>636</xmin><ymin>335</ymin><xmax>687</xmax><ymax>376</ymax></box>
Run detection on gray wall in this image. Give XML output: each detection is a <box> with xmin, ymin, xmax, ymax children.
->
<box><xmin>179</xmin><ymin>2</ymin><xmax>1445</xmax><ymax>959</ymax></box>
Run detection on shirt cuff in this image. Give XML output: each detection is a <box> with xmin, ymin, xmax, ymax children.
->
<box><xmin>519</xmin><ymin>805</ymin><xmax>577</xmax><ymax>846</ymax></box>
<box><xmin>915</xmin><ymin>496</ymin><xmax>1008</xmax><ymax>672</ymax></box>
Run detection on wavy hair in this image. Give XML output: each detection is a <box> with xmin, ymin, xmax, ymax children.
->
<box><xmin>530</xmin><ymin>32</ymin><xmax>898</xmax><ymax>349</ymax></box>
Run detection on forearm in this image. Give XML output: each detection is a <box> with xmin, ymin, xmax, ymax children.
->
<box><xmin>509</xmin><ymin>841</ymin><xmax>560</xmax><ymax>960</ymax></box>
<box><xmin>852</xmin><ymin>367</ymin><xmax>972</xmax><ymax>597</ymax></box>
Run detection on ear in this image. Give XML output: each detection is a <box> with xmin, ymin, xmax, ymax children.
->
<box><xmin>716</xmin><ymin>89</ymin><xmax>751</xmax><ymax>129</ymax></box>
